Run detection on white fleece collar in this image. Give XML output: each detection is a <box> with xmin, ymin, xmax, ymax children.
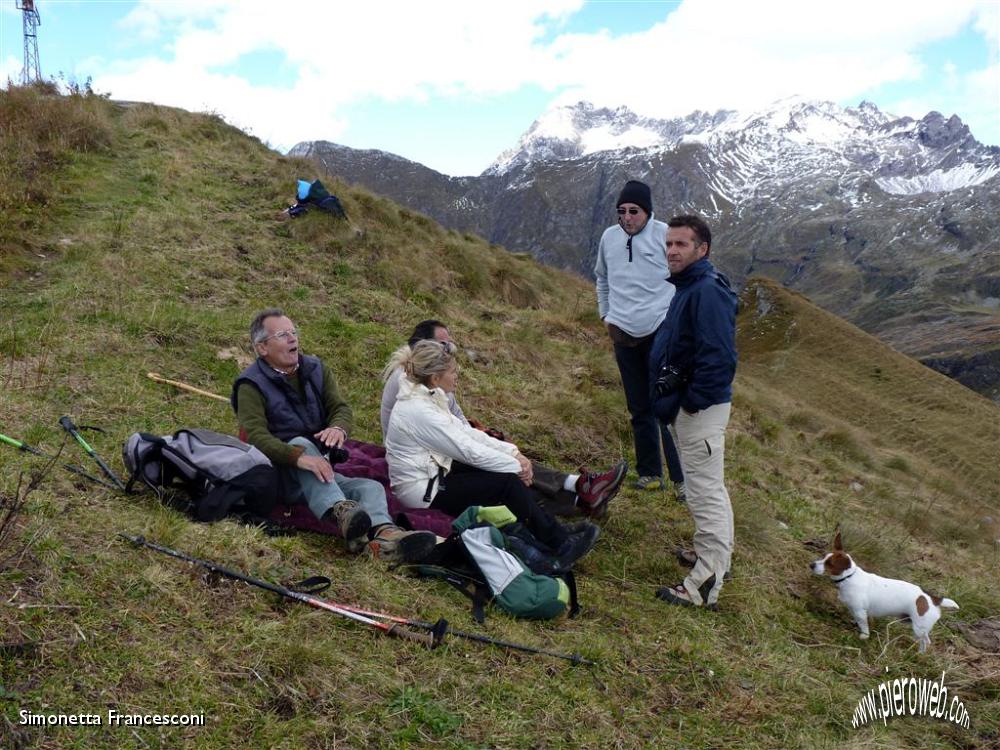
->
<box><xmin>397</xmin><ymin>376</ymin><xmax>450</xmax><ymax>410</ymax></box>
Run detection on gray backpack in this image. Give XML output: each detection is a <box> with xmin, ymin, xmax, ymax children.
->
<box><xmin>122</xmin><ymin>428</ymin><xmax>279</xmax><ymax>522</ymax></box>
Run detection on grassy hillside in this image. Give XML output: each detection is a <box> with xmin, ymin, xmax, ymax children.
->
<box><xmin>2</xmin><ymin>85</ymin><xmax>998</xmax><ymax>750</ymax></box>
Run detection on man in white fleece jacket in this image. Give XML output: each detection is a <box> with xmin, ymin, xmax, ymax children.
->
<box><xmin>595</xmin><ymin>180</ymin><xmax>684</xmax><ymax>496</ymax></box>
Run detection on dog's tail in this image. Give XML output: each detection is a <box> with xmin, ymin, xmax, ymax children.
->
<box><xmin>938</xmin><ymin>597</ymin><xmax>959</xmax><ymax>610</ymax></box>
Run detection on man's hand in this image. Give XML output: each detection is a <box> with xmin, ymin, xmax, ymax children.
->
<box><xmin>515</xmin><ymin>453</ymin><xmax>534</xmax><ymax>486</ymax></box>
<box><xmin>314</xmin><ymin>426</ymin><xmax>347</xmax><ymax>449</ymax></box>
<box><xmin>297</xmin><ymin>453</ymin><xmax>334</xmax><ymax>483</ymax></box>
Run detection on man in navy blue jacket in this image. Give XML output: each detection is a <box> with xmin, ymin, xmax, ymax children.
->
<box><xmin>649</xmin><ymin>215</ymin><xmax>738</xmax><ymax>609</ymax></box>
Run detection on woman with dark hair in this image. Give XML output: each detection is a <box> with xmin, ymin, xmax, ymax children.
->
<box><xmin>383</xmin><ymin>340</ymin><xmax>599</xmax><ymax>568</ymax></box>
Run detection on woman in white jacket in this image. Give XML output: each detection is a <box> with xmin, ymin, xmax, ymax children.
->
<box><xmin>383</xmin><ymin>340</ymin><xmax>599</xmax><ymax>567</ymax></box>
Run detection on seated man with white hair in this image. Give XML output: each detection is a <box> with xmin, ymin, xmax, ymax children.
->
<box><xmin>233</xmin><ymin>308</ymin><xmax>436</xmax><ymax>562</ymax></box>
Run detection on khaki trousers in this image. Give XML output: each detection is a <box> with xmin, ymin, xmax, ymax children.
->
<box><xmin>668</xmin><ymin>402</ymin><xmax>733</xmax><ymax>605</ymax></box>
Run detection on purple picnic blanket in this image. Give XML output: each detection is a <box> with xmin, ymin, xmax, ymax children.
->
<box><xmin>264</xmin><ymin>439</ymin><xmax>455</xmax><ymax>538</ymax></box>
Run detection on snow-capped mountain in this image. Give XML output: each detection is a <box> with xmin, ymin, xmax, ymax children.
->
<box><xmin>488</xmin><ymin>98</ymin><xmax>999</xmax><ymax>200</ymax></box>
<box><xmin>291</xmin><ymin>98</ymin><xmax>1000</xmax><ymax>400</ymax></box>
<box><xmin>486</xmin><ymin>103</ymin><xmax>733</xmax><ymax>175</ymax></box>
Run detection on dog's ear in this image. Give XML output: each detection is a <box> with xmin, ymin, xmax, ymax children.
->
<box><xmin>833</xmin><ymin>531</ymin><xmax>843</xmax><ymax>551</ymax></box>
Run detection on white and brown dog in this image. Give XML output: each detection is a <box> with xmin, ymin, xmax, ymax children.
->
<box><xmin>811</xmin><ymin>532</ymin><xmax>958</xmax><ymax>652</ymax></box>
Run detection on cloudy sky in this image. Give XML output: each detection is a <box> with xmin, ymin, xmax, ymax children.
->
<box><xmin>1</xmin><ymin>0</ymin><xmax>997</xmax><ymax>175</ymax></box>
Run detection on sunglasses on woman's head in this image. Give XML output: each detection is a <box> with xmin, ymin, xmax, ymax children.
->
<box><xmin>617</xmin><ymin>207</ymin><xmax>641</xmax><ymax>216</ymax></box>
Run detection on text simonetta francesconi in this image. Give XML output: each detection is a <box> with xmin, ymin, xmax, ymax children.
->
<box><xmin>19</xmin><ymin>709</ymin><xmax>205</xmax><ymax>727</ymax></box>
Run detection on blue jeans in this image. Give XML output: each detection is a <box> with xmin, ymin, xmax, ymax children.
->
<box><xmin>613</xmin><ymin>338</ymin><xmax>683</xmax><ymax>482</ymax></box>
<box><xmin>285</xmin><ymin>437</ymin><xmax>392</xmax><ymax>526</ymax></box>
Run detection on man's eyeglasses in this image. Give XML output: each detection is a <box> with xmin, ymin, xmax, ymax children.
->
<box><xmin>617</xmin><ymin>207</ymin><xmax>641</xmax><ymax>216</ymax></box>
<box><xmin>262</xmin><ymin>329</ymin><xmax>297</xmax><ymax>343</ymax></box>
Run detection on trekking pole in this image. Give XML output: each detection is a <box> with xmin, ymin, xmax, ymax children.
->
<box><xmin>119</xmin><ymin>535</ymin><xmax>447</xmax><ymax>649</ymax></box>
<box><xmin>338</xmin><ymin>603</ymin><xmax>595</xmax><ymax>666</ymax></box>
<box><xmin>147</xmin><ymin>372</ymin><xmax>229</xmax><ymax>403</ymax></box>
<box><xmin>0</xmin><ymin>432</ymin><xmax>119</xmax><ymax>490</ymax></box>
<box><xmin>58</xmin><ymin>416</ymin><xmax>127</xmax><ymax>491</ymax></box>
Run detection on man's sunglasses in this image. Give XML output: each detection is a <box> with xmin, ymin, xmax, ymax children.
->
<box><xmin>617</xmin><ymin>207</ymin><xmax>641</xmax><ymax>216</ymax></box>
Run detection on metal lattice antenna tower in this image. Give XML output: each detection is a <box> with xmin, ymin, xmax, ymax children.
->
<box><xmin>16</xmin><ymin>0</ymin><xmax>42</xmax><ymax>85</ymax></box>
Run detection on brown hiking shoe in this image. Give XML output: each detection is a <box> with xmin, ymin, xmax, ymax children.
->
<box><xmin>326</xmin><ymin>500</ymin><xmax>372</xmax><ymax>552</ymax></box>
<box><xmin>368</xmin><ymin>525</ymin><xmax>438</xmax><ymax>563</ymax></box>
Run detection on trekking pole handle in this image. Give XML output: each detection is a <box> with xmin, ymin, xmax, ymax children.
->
<box><xmin>386</xmin><ymin>623</ymin><xmax>437</xmax><ymax>648</ymax></box>
<box><xmin>59</xmin><ymin>416</ymin><xmax>127</xmax><ymax>491</ymax></box>
<box><xmin>59</xmin><ymin>415</ymin><xmax>86</xmax><ymax>443</ymax></box>
<box><xmin>59</xmin><ymin>415</ymin><xmax>98</xmax><ymax>456</ymax></box>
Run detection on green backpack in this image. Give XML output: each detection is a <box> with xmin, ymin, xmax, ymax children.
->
<box><xmin>405</xmin><ymin>506</ymin><xmax>578</xmax><ymax>622</ymax></box>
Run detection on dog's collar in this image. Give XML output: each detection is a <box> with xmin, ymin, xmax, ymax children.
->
<box><xmin>831</xmin><ymin>569</ymin><xmax>856</xmax><ymax>585</ymax></box>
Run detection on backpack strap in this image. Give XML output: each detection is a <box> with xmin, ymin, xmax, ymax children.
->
<box><xmin>441</xmin><ymin>572</ymin><xmax>489</xmax><ymax>624</ymax></box>
<box><xmin>561</xmin><ymin>571</ymin><xmax>580</xmax><ymax>619</ymax></box>
<box><xmin>398</xmin><ymin>562</ymin><xmax>493</xmax><ymax>623</ymax></box>
<box><xmin>422</xmin><ymin>465</ymin><xmax>446</xmax><ymax>504</ymax></box>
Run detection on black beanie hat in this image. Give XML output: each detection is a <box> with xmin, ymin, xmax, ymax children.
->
<box><xmin>616</xmin><ymin>180</ymin><xmax>652</xmax><ymax>215</ymax></box>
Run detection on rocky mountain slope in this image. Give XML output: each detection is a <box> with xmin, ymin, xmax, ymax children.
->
<box><xmin>291</xmin><ymin>99</ymin><xmax>1000</xmax><ymax>400</ymax></box>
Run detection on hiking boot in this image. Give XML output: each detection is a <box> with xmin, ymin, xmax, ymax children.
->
<box><xmin>576</xmin><ymin>461</ymin><xmax>628</xmax><ymax>518</ymax></box>
<box><xmin>634</xmin><ymin>475</ymin><xmax>664</xmax><ymax>491</ymax></box>
<box><xmin>325</xmin><ymin>500</ymin><xmax>372</xmax><ymax>552</ymax></box>
<box><xmin>698</xmin><ymin>576</ymin><xmax>721</xmax><ymax>611</ymax></box>
<box><xmin>655</xmin><ymin>583</ymin><xmax>696</xmax><ymax>607</ymax></box>
<box><xmin>673</xmin><ymin>480</ymin><xmax>687</xmax><ymax>504</ymax></box>
<box><xmin>368</xmin><ymin>525</ymin><xmax>438</xmax><ymax>564</ymax></box>
<box><xmin>655</xmin><ymin>582</ymin><xmax>718</xmax><ymax>611</ymax></box>
<box><xmin>554</xmin><ymin>522</ymin><xmax>600</xmax><ymax>569</ymax></box>
<box><xmin>562</xmin><ymin>520</ymin><xmax>595</xmax><ymax>535</ymax></box>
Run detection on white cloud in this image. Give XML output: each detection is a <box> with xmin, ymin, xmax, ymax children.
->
<box><xmin>114</xmin><ymin>0</ymin><xmax>583</xmax><ymax>100</ymax></box>
<box><xmin>549</xmin><ymin>0</ymin><xmax>985</xmax><ymax>119</ymax></box>
<box><xmin>93</xmin><ymin>0</ymin><xmax>587</xmax><ymax>150</ymax></box>
<box><xmin>1</xmin><ymin>54</ymin><xmax>21</xmax><ymax>86</ymax></box>
<box><xmin>81</xmin><ymin>0</ymin><xmax>999</xmax><ymax>164</ymax></box>
<box><xmin>118</xmin><ymin>5</ymin><xmax>166</xmax><ymax>44</ymax></box>
<box><xmin>973</xmin><ymin>2</ymin><xmax>999</xmax><ymax>47</ymax></box>
<box><xmin>96</xmin><ymin>57</ymin><xmax>350</xmax><ymax>148</ymax></box>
